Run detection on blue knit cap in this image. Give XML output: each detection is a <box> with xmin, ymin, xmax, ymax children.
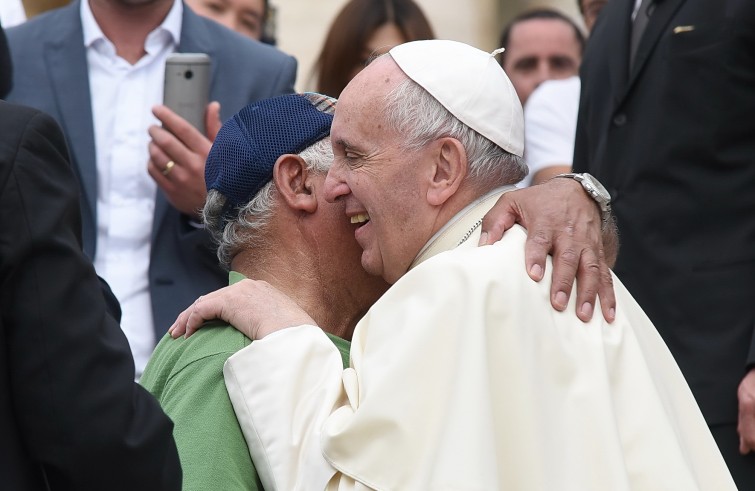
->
<box><xmin>205</xmin><ymin>93</ymin><xmax>336</xmax><ymax>220</ymax></box>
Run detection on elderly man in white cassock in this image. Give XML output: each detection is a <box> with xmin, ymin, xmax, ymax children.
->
<box><xmin>174</xmin><ymin>40</ymin><xmax>736</xmax><ymax>490</ymax></box>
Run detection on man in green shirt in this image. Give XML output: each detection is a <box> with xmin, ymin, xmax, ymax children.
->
<box><xmin>140</xmin><ymin>93</ymin><xmax>389</xmax><ymax>490</ymax></box>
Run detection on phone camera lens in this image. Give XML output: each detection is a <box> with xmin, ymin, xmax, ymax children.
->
<box><xmin>184</xmin><ymin>70</ymin><xmax>193</xmax><ymax>80</ymax></box>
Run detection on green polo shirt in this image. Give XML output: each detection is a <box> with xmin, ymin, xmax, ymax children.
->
<box><xmin>141</xmin><ymin>272</ymin><xmax>350</xmax><ymax>491</ymax></box>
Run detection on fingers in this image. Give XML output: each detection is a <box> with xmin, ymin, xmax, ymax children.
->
<box><xmin>572</xmin><ymin>246</ymin><xmax>601</xmax><ymax>322</ymax></box>
<box><xmin>478</xmin><ymin>192</ymin><xmax>519</xmax><ymax>246</ymax></box>
<box><xmin>738</xmin><ymin>371</ymin><xmax>755</xmax><ymax>454</ymax></box>
<box><xmin>184</xmin><ymin>302</ymin><xmax>214</xmax><ymax>338</ymax></box>
<box><xmin>740</xmin><ymin>435</ymin><xmax>750</xmax><ymax>455</ymax></box>
<box><xmin>147</xmin><ymin>127</ymin><xmax>209</xmax><ymax>216</ymax></box>
<box><xmin>148</xmin><ymin>124</ymin><xmax>197</xmax><ymax>170</ymax></box>
<box><xmin>147</xmin><ymin>143</ymin><xmax>179</xmax><ymax>193</ymax></box>
<box><xmin>596</xmin><ymin>261</ymin><xmax>616</xmax><ymax>323</ymax></box>
<box><xmin>206</xmin><ymin>101</ymin><xmax>222</xmax><ymax>141</ymax></box>
<box><xmin>523</xmin><ymin>228</ymin><xmax>552</xmax><ymax>282</ymax></box>
<box><xmin>168</xmin><ymin>304</ymin><xmax>190</xmax><ymax>338</ymax></box>
<box><xmin>168</xmin><ymin>292</ymin><xmax>224</xmax><ymax>339</ymax></box>
<box><xmin>153</xmin><ymin>104</ymin><xmax>207</xmax><ymax>150</ymax></box>
<box><xmin>549</xmin><ymin>243</ymin><xmax>580</xmax><ymax>313</ymax></box>
<box><xmin>550</xmin><ymin>239</ymin><xmax>616</xmax><ymax>323</ymax></box>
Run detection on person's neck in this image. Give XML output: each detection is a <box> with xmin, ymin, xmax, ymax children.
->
<box><xmin>88</xmin><ymin>0</ymin><xmax>174</xmax><ymax>64</ymax></box>
<box><xmin>231</xmin><ymin>235</ymin><xmax>360</xmax><ymax>341</ymax></box>
<box><xmin>426</xmin><ymin>184</ymin><xmax>485</xmax><ymax>244</ymax></box>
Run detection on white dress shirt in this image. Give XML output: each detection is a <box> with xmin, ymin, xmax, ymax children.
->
<box><xmin>82</xmin><ymin>0</ymin><xmax>182</xmax><ymax>379</ymax></box>
<box><xmin>521</xmin><ymin>76</ymin><xmax>581</xmax><ymax>187</ymax></box>
<box><xmin>0</xmin><ymin>0</ymin><xmax>26</xmax><ymax>28</ymax></box>
<box><xmin>632</xmin><ymin>0</ymin><xmax>644</xmax><ymax>20</ymax></box>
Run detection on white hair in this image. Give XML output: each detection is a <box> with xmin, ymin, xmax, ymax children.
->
<box><xmin>203</xmin><ymin>137</ymin><xmax>333</xmax><ymax>269</ymax></box>
<box><xmin>383</xmin><ymin>72</ymin><xmax>527</xmax><ymax>187</ymax></box>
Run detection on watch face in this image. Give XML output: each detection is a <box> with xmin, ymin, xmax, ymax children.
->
<box><xmin>582</xmin><ymin>174</ymin><xmax>611</xmax><ymax>201</ymax></box>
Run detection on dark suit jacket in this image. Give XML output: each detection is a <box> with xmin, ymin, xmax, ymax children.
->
<box><xmin>0</xmin><ymin>21</ymin><xmax>11</xmax><ymax>98</ymax></box>
<box><xmin>5</xmin><ymin>1</ymin><xmax>297</xmax><ymax>338</ymax></box>
<box><xmin>574</xmin><ymin>0</ymin><xmax>755</xmax><ymax>425</ymax></box>
<box><xmin>0</xmin><ymin>100</ymin><xmax>180</xmax><ymax>490</ymax></box>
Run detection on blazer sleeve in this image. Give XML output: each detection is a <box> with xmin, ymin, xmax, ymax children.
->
<box><xmin>271</xmin><ymin>54</ymin><xmax>297</xmax><ymax>96</ymax></box>
<box><xmin>571</xmin><ymin>74</ymin><xmax>590</xmax><ymax>173</ymax></box>
<box><xmin>0</xmin><ymin>103</ymin><xmax>181</xmax><ymax>490</ymax></box>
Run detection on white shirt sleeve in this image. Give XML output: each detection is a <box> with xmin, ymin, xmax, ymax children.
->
<box><xmin>521</xmin><ymin>76</ymin><xmax>581</xmax><ymax>187</ymax></box>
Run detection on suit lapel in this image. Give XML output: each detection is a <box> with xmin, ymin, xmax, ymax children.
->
<box><xmin>623</xmin><ymin>0</ymin><xmax>687</xmax><ymax>98</ymax></box>
<box><xmin>43</xmin><ymin>1</ymin><xmax>98</xmax><ymax>225</ymax></box>
<box><xmin>177</xmin><ymin>7</ymin><xmax>219</xmax><ymax>98</ymax></box>
<box><xmin>605</xmin><ymin>0</ymin><xmax>634</xmax><ymax>108</ymax></box>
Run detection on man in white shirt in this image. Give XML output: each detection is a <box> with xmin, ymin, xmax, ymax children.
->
<box><xmin>5</xmin><ymin>0</ymin><xmax>296</xmax><ymax>377</ymax></box>
<box><xmin>520</xmin><ymin>75</ymin><xmax>580</xmax><ymax>187</ymax></box>
<box><xmin>519</xmin><ymin>2</ymin><xmax>609</xmax><ymax>187</ymax></box>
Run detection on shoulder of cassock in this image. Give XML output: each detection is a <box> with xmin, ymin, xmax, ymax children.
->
<box><xmin>321</xmin><ymin>226</ymin><xmax>735</xmax><ymax>491</ymax></box>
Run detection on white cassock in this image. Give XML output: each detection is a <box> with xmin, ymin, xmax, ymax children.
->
<box><xmin>224</xmin><ymin>187</ymin><xmax>736</xmax><ymax>491</ymax></box>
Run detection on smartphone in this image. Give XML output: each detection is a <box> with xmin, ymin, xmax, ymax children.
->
<box><xmin>163</xmin><ymin>53</ymin><xmax>211</xmax><ymax>135</ymax></box>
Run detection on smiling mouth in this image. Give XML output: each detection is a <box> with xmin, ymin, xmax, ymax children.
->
<box><xmin>350</xmin><ymin>213</ymin><xmax>370</xmax><ymax>225</ymax></box>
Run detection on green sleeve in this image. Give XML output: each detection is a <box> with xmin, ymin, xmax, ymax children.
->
<box><xmin>159</xmin><ymin>352</ymin><xmax>262</xmax><ymax>491</ymax></box>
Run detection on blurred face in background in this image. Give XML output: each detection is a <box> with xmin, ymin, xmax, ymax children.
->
<box><xmin>348</xmin><ymin>22</ymin><xmax>407</xmax><ymax>80</ymax></box>
<box><xmin>502</xmin><ymin>18</ymin><xmax>582</xmax><ymax>104</ymax></box>
<box><xmin>186</xmin><ymin>0</ymin><xmax>265</xmax><ymax>40</ymax></box>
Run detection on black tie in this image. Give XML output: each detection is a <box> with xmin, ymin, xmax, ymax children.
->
<box><xmin>630</xmin><ymin>0</ymin><xmax>652</xmax><ymax>70</ymax></box>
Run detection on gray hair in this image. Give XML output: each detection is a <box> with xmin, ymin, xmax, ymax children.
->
<box><xmin>383</xmin><ymin>70</ymin><xmax>528</xmax><ymax>187</ymax></box>
<box><xmin>203</xmin><ymin>137</ymin><xmax>333</xmax><ymax>269</ymax></box>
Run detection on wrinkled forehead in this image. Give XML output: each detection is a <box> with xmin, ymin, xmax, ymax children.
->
<box><xmin>333</xmin><ymin>56</ymin><xmax>405</xmax><ymax>136</ymax></box>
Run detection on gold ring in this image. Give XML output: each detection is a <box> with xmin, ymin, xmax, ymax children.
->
<box><xmin>162</xmin><ymin>160</ymin><xmax>175</xmax><ymax>176</ymax></box>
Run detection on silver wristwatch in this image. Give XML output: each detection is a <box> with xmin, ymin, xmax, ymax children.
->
<box><xmin>555</xmin><ymin>173</ymin><xmax>612</xmax><ymax>225</ymax></box>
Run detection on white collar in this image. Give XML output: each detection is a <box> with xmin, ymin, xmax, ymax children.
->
<box><xmin>410</xmin><ymin>185</ymin><xmax>516</xmax><ymax>269</ymax></box>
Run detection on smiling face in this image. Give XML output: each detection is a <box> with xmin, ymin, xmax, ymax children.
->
<box><xmin>305</xmin><ymin>168</ymin><xmax>391</xmax><ymax>312</ymax></box>
<box><xmin>324</xmin><ymin>57</ymin><xmax>438</xmax><ymax>284</ymax></box>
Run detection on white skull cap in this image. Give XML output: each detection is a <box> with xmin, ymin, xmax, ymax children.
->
<box><xmin>389</xmin><ymin>40</ymin><xmax>524</xmax><ymax>157</ymax></box>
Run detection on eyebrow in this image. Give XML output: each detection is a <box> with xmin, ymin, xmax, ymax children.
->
<box><xmin>333</xmin><ymin>138</ymin><xmax>354</xmax><ymax>150</ymax></box>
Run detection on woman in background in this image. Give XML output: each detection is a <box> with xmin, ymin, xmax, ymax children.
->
<box><xmin>313</xmin><ymin>0</ymin><xmax>434</xmax><ymax>98</ymax></box>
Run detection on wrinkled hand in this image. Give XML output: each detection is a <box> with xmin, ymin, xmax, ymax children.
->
<box><xmin>147</xmin><ymin>102</ymin><xmax>223</xmax><ymax>218</ymax></box>
<box><xmin>479</xmin><ymin>178</ymin><xmax>616</xmax><ymax>323</ymax></box>
<box><xmin>738</xmin><ymin>369</ymin><xmax>755</xmax><ymax>454</ymax></box>
<box><xmin>169</xmin><ymin>279</ymin><xmax>316</xmax><ymax>340</ymax></box>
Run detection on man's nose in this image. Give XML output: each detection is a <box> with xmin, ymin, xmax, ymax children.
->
<box><xmin>535</xmin><ymin>62</ymin><xmax>552</xmax><ymax>86</ymax></box>
<box><xmin>324</xmin><ymin>167</ymin><xmax>350</xmax><ymax>203</ymax></box>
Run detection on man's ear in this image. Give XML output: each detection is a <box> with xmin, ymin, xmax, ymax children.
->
<box><xmin>273</xmin><ymin>154</ymin><xmax>318</xmax><ymax>214</ymax></box>
<box><xmin>426</xmin><ymin>137</ymin><xmax>467</xmax><ymax>206</ymax></box>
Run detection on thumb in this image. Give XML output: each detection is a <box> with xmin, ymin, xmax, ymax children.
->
<box><xmin>206</xmin><ymin>101</ymin><xmax>222</xmax><ymax>141</ymax></box>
